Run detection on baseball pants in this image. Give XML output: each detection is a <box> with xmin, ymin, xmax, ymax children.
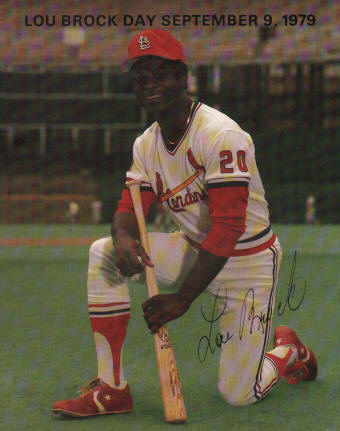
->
<box><xmin>87</xmin><ymin>230</ymin><xmax>282</xmax><ymax>406</ymax></box>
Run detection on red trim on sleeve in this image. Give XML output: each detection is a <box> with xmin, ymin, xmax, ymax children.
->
<box><xmin>115</xmin><ymin>187</ymin><xmax>156</xmax><ymax>218</ymax></box>
<box><xmin>201</xmin><ymin>186</ymin><xmax>248</xmax><ymax>257</ymax></box>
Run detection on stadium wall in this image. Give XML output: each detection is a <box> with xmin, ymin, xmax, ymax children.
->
<box><xmin>0</xmin><ymin>62</ymin><xmax>339</xmax><ymax>223</ymax></box>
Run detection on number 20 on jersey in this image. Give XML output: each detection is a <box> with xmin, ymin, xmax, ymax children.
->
<box><xmin>220</xmin><ymin>150</ymin><xmax>248</xmax><ymax>173</ymax></box>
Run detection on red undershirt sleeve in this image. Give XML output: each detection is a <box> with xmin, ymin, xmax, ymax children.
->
<box><xmin>115</xmin><ymin>183</ymin><xmax>156</xmax><ymax>218</ymax></box>
<box><xmin>201</xmin><ymin>184</ymin><xmax>249</xmax><ymax>257</ymax></box>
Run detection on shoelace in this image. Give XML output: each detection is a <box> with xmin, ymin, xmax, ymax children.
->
<box><xmin>77</xmin><ymin>378</ymin><xmax>104</xmax><ymax>398</ymax></box>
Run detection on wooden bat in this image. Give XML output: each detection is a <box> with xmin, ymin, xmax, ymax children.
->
<box><xmin>126</xmin><ymin>180</ymin><xmax>187</xmax><ymax>424</ymax></box>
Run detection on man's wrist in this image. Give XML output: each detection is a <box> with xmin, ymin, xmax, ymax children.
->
<box><xmin>111</xmin><ymin>212</ymin><xmax>139</xmax><ymax>241</ymax></box>
<box><xmin>176</xmin><ymin>289</ymin><xmax>197</xmax><ymax>305</ymax></box>
<box><xmin>112</xmin><ymin>226</ymin><xmax>130</xmax><ymax>238</ymax></box>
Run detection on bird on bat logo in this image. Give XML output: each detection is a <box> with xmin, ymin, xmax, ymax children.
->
<box><xmin>156</xmin><ymin>171</ymin><xmax>165</xmax><ymax>200</ymax></box>
<box><xmin>187</xmin><ymin>148</ymin><xmax>204</xmax><ymax>172</ymax></box>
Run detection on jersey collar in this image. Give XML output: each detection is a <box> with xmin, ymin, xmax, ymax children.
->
<box><xmin>160</xmin><ymin>101</ymin><xmax>202</xmax><ymax>156</ymax></box>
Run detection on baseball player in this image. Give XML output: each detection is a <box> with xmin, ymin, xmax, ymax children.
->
<box><xmin>53</xmin><ymin>29</ymin><xmax>317</xmax><ymax>417</ymax></box>
<box><xmin>305</xmin><ymin>194</ymin><xmax>316</xmax><ymax>224</ymax></box>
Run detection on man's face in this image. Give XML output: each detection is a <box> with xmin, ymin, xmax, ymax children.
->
<box><xmin>130</xmin><ymin>56</ymin><xmax>184</xmax><ymax>114</ymax></box>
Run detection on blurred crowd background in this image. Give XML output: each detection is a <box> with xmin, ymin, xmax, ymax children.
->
<box><xmin>0</xmin><ymin>0</ymin><xmax>339</xmax><ymax>224</ymax></box>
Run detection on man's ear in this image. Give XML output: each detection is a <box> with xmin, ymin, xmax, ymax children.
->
<box><xmin>173</xmin><ymin>61</ymin><xmax>188</xmax><ymax>90</ymax></box>
<box><xmin>179</xmin><ymin>73</ymin><xmax>188</xmax><ymax>90</ymax></box>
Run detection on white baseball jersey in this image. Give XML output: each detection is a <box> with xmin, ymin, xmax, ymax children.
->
<box><xmin>126</xmin><ymin>102</ymin><xmax>274</xmax><ymax>256</ymax></box>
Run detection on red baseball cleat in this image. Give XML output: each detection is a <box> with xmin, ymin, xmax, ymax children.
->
<box><xmin>52</xmin><ymin>378</ymin><xmax>133</xmax><ymax>417</ymax></box>
<box><xmin>273</xmin><ymin>326</ymin><xmax>318</xmax><ymax>385</ymax></box>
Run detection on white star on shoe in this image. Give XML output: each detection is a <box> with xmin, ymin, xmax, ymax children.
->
<box><xmin>104</xmin><ymin>395</ymin><xmax>111</xmax><ymax>401</ymax></box>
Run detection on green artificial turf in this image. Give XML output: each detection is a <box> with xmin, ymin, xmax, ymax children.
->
<box><xmin>0</xmin><ymin>224</ymin><xmax>339</xmax><ymax>430</ymax></box>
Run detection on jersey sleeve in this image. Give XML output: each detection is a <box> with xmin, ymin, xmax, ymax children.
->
<box><xmin>115</xmin><ymin>136</ymin><xmax>156</xmax><ymax>217</ymax></box>
<box><xmin>126</xmin><ymin>135</ymin><xmax>152</xmax><ymax>186</ymax></box>
<box><xmin>201</xmin><ymin>130</ymin><xmax>252</xmax><ymax>257</ymax></box>
<box><xmin>203</xmin><ymin>129</ymin><xmax>252</xmax><ymax>187</ymax></box>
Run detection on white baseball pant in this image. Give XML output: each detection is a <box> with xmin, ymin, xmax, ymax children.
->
<box><xmin>87</xmin><ymin>230</ymin><xmax>282</xmax><ymax>406</ymax></box>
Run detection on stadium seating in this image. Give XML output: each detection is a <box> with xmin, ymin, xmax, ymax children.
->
<box><xmin>1</xmin><ymin>0</ymin><xmax>338</xmax><ymax>67</ymax></box>
<box><xmin>0</xmin><ymin>0</ymin><xmax>339</xmax><ymax>223</ymax></box>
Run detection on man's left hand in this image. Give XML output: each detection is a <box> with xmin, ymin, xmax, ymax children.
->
<box><xmin>142</xmin><ymin>293</ymin><xmax>191</xmax><ymax>334</ymax></box>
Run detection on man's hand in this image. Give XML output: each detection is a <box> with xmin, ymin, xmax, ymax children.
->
<box><xmin>142</xmin><ymin>293</ymin><xmax>191</xmax><ymax>334</ymax></box>
<box><xmin>113</xmin><ymin>230</ymin><xmax>153</xmax><ymax>277</ymax></box>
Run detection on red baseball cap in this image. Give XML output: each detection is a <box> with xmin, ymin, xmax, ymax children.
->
<box><xmin>122</xmin><ymin>29</ymin><xmax>185</xmax><ymax>70</ymax></box>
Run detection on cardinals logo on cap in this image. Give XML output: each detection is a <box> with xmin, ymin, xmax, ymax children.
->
<box><xmin>138</xmin><ymin>35</ymin><xmax>151</xmax><ymax>50</ymax></box>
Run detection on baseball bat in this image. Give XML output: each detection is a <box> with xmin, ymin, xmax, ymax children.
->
<box><xmin>126</xmin><ymin>180</ymin><xmax>187</xmax><ymax>424</ymax></box>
